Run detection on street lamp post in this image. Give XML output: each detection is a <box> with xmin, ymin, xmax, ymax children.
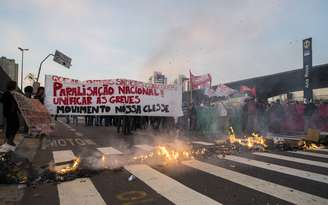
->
<box><xmin>18</xmin><ymin>47</ymin><xmax>29</xmax><ymax>90</ymax></box>
<box><xmin>36</xmin><ymin>53</ymin><xmax>54</xmax><ymax>82</ymax></box>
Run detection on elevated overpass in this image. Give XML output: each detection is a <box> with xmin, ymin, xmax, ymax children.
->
<box><xmin>225</xmin><ymin>63</ymin><xmax>328</xmax><ymax>99</ymax></box>
<box><xmin>183</xmin><ymin>63</ymin><xmax>328</xmax><ymax>105</ymax></box>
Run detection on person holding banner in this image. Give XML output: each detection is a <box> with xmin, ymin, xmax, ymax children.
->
<box><xmin>0</xmin><ymin>81</ymin><xmax>20</xmax><ymax>151</ymax></box>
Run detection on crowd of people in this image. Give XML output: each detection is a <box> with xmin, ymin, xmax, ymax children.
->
<box><xmin>240</xmin><ymin>98</ymin><xmax>328</xmax><ymax>134</ymax></box>
<box><xmin>63</xmin><ymin>115</ymin><xmax>175</xmax><ymax>135</ymax></box>
<box><xmin>187</xmin><ymin>96</ymin><xmax>328</xmax><ymax>136</ymax></box>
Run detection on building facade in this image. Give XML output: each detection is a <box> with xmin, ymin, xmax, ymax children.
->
<box><xmin>0</xmin><ymin>56</ymin><xmax>18</xmax><ymax>82</ymax></box>
<box><xmin>150</xmin><ymin>71</ymin><xmax>167</xmax><ymax>85</ymax></box>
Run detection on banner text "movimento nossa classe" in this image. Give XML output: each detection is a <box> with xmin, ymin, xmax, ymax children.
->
<box><xmin>56</xmin><ymin>104</ymin><xmax>170</xmax><ymax>114</ymax></box>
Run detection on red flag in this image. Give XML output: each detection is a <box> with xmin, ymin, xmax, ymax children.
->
<box><xmin>240</xmin><ymin>85</ymin><xmax>256</xmax><ymax>97</ymax></box>
<box><xmin>190</xmin><ymin>71</ymin><xmax>212</xmax><ymax>89</ymax></box>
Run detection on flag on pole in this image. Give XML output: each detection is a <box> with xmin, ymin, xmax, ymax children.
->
<box><xmin>216</xmin><ymin>84</ymin><xmax>238</xmax><ymax>96</ymax></box>
<box><xmin>189</xmin><ymin>71</ymin><xmax>212</xmax><ymax>89</ymax></box>
<box><xmin>205</xmin><ymin>84</ymin><xmax>237</xmax><ymax>97</ymax></box>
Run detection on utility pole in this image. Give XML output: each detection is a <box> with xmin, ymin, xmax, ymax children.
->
<box><xmin>18</xmin><ymin>47</ymin><xmax>29</xmax><ymax>89</ymax></box>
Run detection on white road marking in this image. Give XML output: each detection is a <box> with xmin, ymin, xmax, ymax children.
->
<box><xmin>53</xmin><ymin>150</ymin><xmax>75</xmax><ymax>163</ymax></box>
<box><xmin>224</xmin><ymin>155</ymin><xmax>328</xmax><ymax>184</ymax></box>
<box><xmin>318</xmin><ymin>148</ymin><xmax>328</xmax><ymax>153</ymax></box>
<box><xmin>57</xmin><ymin>178</ymin><xmax>106</xmax><ymax>205</ymax></box>
<box><xmin>134</xmin><ymin>144</ymin><xmax>155</xmax><ymax>152</ymax></box>
<box><xmin>84</xmin><ymin>139</ymin><xmax>96</xmax><ymax>145</ymax></box>
<box><xmin>69</xmin><ymin>128</ymin><xmax>76</xmax><ymax>132</ymax></box>
<box><xmin>53</xmin><ymin>150</ymin><xmax>106</xmax><ymax>205</ymax></box>
<box><xmin>75</xmin><ymin>132</ymin><xmax>83</xmax><ymax>137</ymax></box>
<box><xmin>125</xmin><ymin>164</ymin><xmax>222</xmax><ymax>205</ymax></box>
<box><xmin>183</xmin><ymin>160</ymin><xmax>328</xmax><ymax>205</ymax></box>
<box><xmin>192</xmin><ymin>141</ymin><xmax>215</xmax><ymax>146</ymax></box>
<box><xmin>288</xmin><ymin>151</ymin><xmax>328</xmax><ymax>159</ymax></box>
<box><xmin>254</xmin><ymin>152</ymin><xmax>328</xmax><ymax>168</ymax></box>
<box><xmin>97</xmin><ymin>147</ymin><xmax>123</xmax><ymax>155</ymax></box>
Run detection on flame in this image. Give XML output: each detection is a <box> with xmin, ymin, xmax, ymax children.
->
<box><xmin>101</xmin><ymin>155</ymin><xmax>107</xmax><ymax>168</ymax></box>
<box><xmin>228</xmin><ymin>127</ymin><xmax>267</xmax><ymax>149</ymax></box>
<box><xmin>228</xmin><ymin>127</ymin><xmax>241</xmax><ymax>144</ymax></box>
<box><xmin>248</xmin><ymin>133</ymin><xmax>268</xmax><ymax>148</ymax></box>
<box><xmin>54</xmin><ymin>157</ymin><xmax>81</xmax><ymax>175</ymax></box>
<box><xmin>133</xmin><ymin>145</ymin><xmax>206</xmax><ymax>164</ymax></box>
<box><xmin>299</xmin><ymin>141</ymin><xmax>319</xmax><ymax>150</ymax></box>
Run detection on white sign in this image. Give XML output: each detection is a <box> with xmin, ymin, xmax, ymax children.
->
<box><xmin>44</xmin><ymin>75</ymin><xmax>183</xmax><ymax>117</ymax></box>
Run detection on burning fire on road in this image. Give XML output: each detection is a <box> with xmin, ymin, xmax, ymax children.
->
<box><xmin>298</xmin><ymin>140</ymin><xmax>319</xmax><ymax>150</ymax></box>
<box><xmin>227</xmin><ymin>127</ymin><xmax>268</xmax><ymax>150</ymax></box>
<box><xmin>132</xmin><ymin>145</ymin><xmax>207</xmax><ymax>165</ymax></box>
<box><xmin>51</xmin><ymin>157</ymin><xmax>81</xmax><ymax>175</ymax></box>
<box><xmin>3</xmin><ymin>129</ymin><xmax>326</xmax><ymax>186</ymax></box>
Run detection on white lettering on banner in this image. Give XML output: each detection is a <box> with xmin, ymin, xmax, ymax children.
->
<box><xmin>44</xmin><ymin>75</ymin><xmax>183</xmax><ymax>117</ymax></box>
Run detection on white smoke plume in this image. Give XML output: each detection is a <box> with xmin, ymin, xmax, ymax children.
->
<box><xmin>140</xmin><ymin>0</ymin><xmax>288</xmax><ymax>83</ymax></box>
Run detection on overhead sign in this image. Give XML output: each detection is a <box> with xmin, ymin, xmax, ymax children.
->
<box><xmin>303</xmin><ymin>38</ymin><xmax>313</xmax><ymax>104</ymax></box>
<box><xmin>53</xmin><ymin>50</ymin><xmax>72</xmax><ymax>68</ymax></box>
<box><xmin>44</xmin><ymin>75</ymin><xmax>183</xmax><ymax>117</ymax></box>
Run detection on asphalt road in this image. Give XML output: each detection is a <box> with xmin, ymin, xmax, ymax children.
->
<box><xmin>20</xmin><ymin>119</ymin><xmax>328</xmax><ymax>205</ymax></box>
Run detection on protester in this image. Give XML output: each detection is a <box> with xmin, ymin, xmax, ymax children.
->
<box><xmin>189</xmin><ymin>103</ymin><xmax>197</xmax><ymax>130</ymax></box>
<box><xmin>0</xmin><ymin>81</ymin><xmax>20</xmax><ymax>151</ymax></box>
<box><xmin>23</xmin><ymin>86</ymin><xmax>33</xmax><ymax>98</ymax></box>
<box><xmin>23</xmin><ymin>86</ymin><xmax>34</xmax><ymax>134</ymax></box>
<box><xmin>229</xmin><ymin>103</ymin><xmax>243</xmax><ymax>135</ymax></box>
<box><xmin>115</xmin><ymin>116</ymin><xmax>123</xmax><ymax>133</ymax></box>
<box><xmin>123</xmin><ymin>116</ymin><xmax>132</xmax><ymax>135</ymax></box>
<box><xmin>241</xmin><ymin>99</ymin><xmax>248</xmax><ymax>133</ymax></box>
<box><xmin>256</xmin><ymin>100</ymin><xmax>267</xmax><ymax>133</ymax></box>
<box><xmin>72</xmin><ymin>115</ymin><xmax>78</xmax><ymax>126</ymax></box>
<box><xmin>304</xmin><ymin>102</ymin><xmax>317</xmax><ymax>131</ymax></box>
<box><xmin>319</xmin><ymin>102</ymin><xmax>328</xmax><ymax>131</ymax></box>
<box><xmin>269</xmin><ymin>100</ymin><xmax>285</xmax><ymax>133</ymax></box>
<box><xmin>104</xmin><ymin>116</ymin><xmax>112</xmax><ymax>126</ymax></box>
<box><xmin>84</xmin><ymin>116</ymin><xmax>88</xmax><ymax>126</ymax></box>
<box><xmin>215</xmin><ymin>101</ymin><xmax>228</xmax><ymax>133</ymax></box>
<box><xmin>246</xmin><ymin>98</ymin><xmax>257</xmax><ymax>134</ymax></box>
<box><xmin>294</xmin><ymin>101</ymin><xmax>305</xmax><ymax>131</ymax></box>
<box><xmin>150</xmin><ymin>117</ymin><xmax>161</xmax><ymax>130</ymax></box>
<box><xmin>34</xmin><ymin>86</ymin><xmax>45</xmax><ymax>104</ymax></box>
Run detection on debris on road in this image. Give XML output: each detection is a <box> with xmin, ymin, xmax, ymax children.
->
<box><xmin>132</xmin><ymin>144</ymin><xmax>208</xmax><ymax>165</ymax></box>
<box><xmin>0</xmin><ymin>151</ymin><xmax>31</xmax><ymax>184</ymax></box>
<box><xmin>213</xmin><ymin>127</ymin><xmax>328</xmax><ymax>154</ymax></box>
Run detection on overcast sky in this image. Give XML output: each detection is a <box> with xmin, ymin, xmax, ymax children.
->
<box><xmin>1</xmin><ymin>0</ymin><xmax>328</xmax><ymax>86</ymax></box>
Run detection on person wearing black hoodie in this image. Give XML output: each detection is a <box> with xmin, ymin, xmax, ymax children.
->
<box><xmin>0</xmin><ymin>81</ymin><xmax>20</xmax><ymax>147</ymax></box>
